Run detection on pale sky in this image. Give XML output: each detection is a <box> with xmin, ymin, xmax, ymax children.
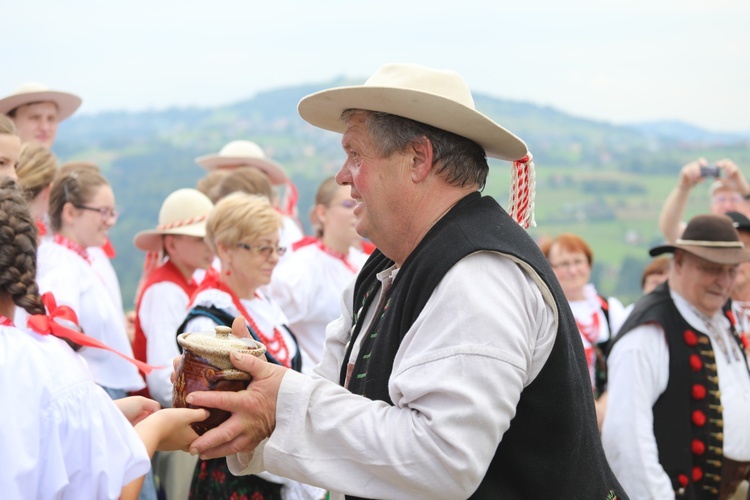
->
<box><xmin>4</xmin><ymin>0</ymin><xmax>749</xmax><ymax>132</ymax></box>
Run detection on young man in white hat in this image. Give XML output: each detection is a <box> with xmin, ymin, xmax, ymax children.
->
<box><xmin>195</xmin><ymin>140</ymin><xmax>304</xmax><ymax>255</ymax></box>
<box><xmin>185</xmin><ymin>63</ymin><xmax>626</xmax><ymax>499</ymax></box>
<box><xmin>603</xmin><ymin>214</ymin><xmax>750</xmax><ymax>499</ymax></box>
<box><xmin>0</xmin><ymin>83</ymin><xmax>82</xmax><ymax>150</ymax></box>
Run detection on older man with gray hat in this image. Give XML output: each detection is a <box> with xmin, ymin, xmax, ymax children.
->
<box><xmin>0</xmin><ymin>83</ymin><xmax>81</xmax><ymax>149</ymax></box>
<box><xmin>184</xmin><ymin>63</ymin><xmax>626</xmax><ymax>499</ymax></box>
<box><xmin>603</xmin><ymin>213</ymin><xmax>750</xmax><ymax>499</ymax></box>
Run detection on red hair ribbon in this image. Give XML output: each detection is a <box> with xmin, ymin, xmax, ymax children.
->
<box><xmin>27</xmin><ymin>292</ymin><xmax>162</xmax><ymax>375</ymax></box>
<box><xmin>508</xmin><ymin>153</ymin><xmax>536</xmax><ymax>229</ymax></box>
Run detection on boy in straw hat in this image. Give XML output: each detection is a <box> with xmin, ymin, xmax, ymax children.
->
<box><xmin>0</xmin><ymin>83</ymin><xmax>81</xmax><ymax>149</ymax></box>
<box><xmin>603</xmin><ymin>214</ymin><xmax>750</xmax><ymax>499</ymax></box>
<box><xmin>132</xmin><ymin>188</ymin><xmax>215</xmax><ymax>406</ymax></box>
<box><xmin>186</xmin><ymin>63</ymin><xmax>626</xmax><ymax>499</ymax></box>
<box><xmin>131</xmin><ymin>189</ymin><xmax>215</xmax><ymax>500</ymax></box>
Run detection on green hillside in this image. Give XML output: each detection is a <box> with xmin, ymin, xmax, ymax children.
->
<box><xmin>52</xmin><ymin>79</ymin><xmax>750</xmax><ymax>310</ymax></box>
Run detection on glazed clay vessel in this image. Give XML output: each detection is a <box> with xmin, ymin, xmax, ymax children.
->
<box><xmin>173</xmin><ymin>325</ymin><xmax>266</xmax><ymax>435</ymax></box>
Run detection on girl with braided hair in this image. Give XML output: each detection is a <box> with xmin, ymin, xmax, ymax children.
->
<box><xmin>0</xmin><ymin>177</ymin><xmax>208</xmax><ymax>499</ymax></box>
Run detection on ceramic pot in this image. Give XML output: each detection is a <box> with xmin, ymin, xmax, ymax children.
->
<box><xmin>173</xmin><ymin>325</ymin><xmax>266</xmax><ymax>435</ymax></box>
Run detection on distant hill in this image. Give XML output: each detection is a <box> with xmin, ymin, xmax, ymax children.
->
<box><xmin>50</xmin><ymin>77</ymin><xmax>750</xmax><ymax>308</ymax></box>
<box><xmin>627</xmin><ymin>120</ymin><xmax>750</xmax><ymax>145</ymax></box>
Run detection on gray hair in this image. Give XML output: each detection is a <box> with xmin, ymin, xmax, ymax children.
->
<box><xmin>340</xmin><ymin>109</ymin><xmax>489</xmax><ymax>190</ymax></box>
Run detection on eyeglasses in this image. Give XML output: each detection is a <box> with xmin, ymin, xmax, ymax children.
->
<box><xmin>74</xmin><ymin>204</ymin><xmax>119</xmax><ymax>221</ymax></box>
<box><xmin>237</xmin><ymin>242</ymin><xmax>287</xmax><ymax>257</ymax></box>
<box><xmin>550</xmin><ymin>258</ymin><xmax>588</xmax><ymax>270</ymax></box>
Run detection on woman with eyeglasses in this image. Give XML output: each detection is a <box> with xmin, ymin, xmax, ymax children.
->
<box><xmin>268</xmin><ymin>176</ymin><xmax>368</xmax><ymax>370</ymax></box>
<box><xmin>540</xmin><ymin>233</ymin><xmax>626</xmax><ymax>429</ymax></box>
<box><xmin>31</xmin><ymin>167</ymin><xmax>146</xmax><ymax>399</ymax></box>
<box><xmin>178</xmin><ymin>192</ymin><xmax>320</xmax><ymax>499</ymax></box>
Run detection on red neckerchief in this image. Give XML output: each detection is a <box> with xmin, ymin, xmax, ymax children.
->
<box><xmin>27</xmin><ymin>292</ymin><xmax>161</xmax><ymax>374</ymax></box>
<box><xmin>0</xmin><ymin>315</ymin><xmax>13</xmax><ymax>327</ymax></box>
<box><xmin>193</xmin><ymin>275</ymin><xmax>291</xmax><ymax>368</ymax></box>
<box><xmin>576</xmin><ymin>312</ymin><xmax>601</xmax><ymax>345</ymax></box>
<box><xmin>102</xmin><ymin>238</ymin><xmax>116</xmax><ymax>258</ymax></box>
<box><xmin>53</xmin><ymin>234</ymin><xmax>91</xmax><ymax>264</ymax></box>
<box><xmin>292</xmin><ymin>235</ymin><xmax>317</xmax><ymax>251</ymax></box>
<box><xmin>35</xmin><ymin>220</ymin><xmax>48</xmax><ymax>237</ymax></box>
<box><xmin>316</xmin><ymin>240</ymin><xmax>357</xmax><ymax>273</ymax></box>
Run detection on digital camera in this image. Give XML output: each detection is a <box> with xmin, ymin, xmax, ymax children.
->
<box><xmin>700</xmin><ymin>164</ymin><xmax>720</xmax><ymax>178</ymax></box>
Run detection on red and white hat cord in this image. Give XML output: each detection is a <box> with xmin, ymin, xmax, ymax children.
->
<box><xmin>508</xmin><ymin>153</ymin><xmax>536</xmax><ymax>229</ymax></box>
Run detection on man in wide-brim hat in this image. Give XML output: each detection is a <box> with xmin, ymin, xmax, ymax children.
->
<box><xmin>186</xmin><ymin>62</ymin><xmax>626</xmax><ymax>499</ymax></box>
<box><xmin>604</xmin><ymin>213</ymin><xmax>750</xmax><ymax>499</ymax></box>
<box><xmin>0</xmin><ymin>83</ymin><xmax>81</xmax><ymax>149</ymax></box>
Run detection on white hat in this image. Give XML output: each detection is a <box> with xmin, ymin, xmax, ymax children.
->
<box><xmin>194</xmin><ymin>140</ymin><xmax>288</xmax><ymax>185</ymax></box>
<box><xmin>134</xmin><ymin>189</ymin><xmax>214</xmax><ymax>252</ymax></box>
<box><xmin>297</xmin><ymin>63</ymin><xmax>528</xmax><ymax>161</ymax></box>
<box><xmin>297</xmin><ymin>63</ymin><xmax>536</xmax><ymax>228</ymax></box>
<box><xmin>0</xmin><ymin>83</ymin><xmax>82</xmax><ymax>121</ymax></box>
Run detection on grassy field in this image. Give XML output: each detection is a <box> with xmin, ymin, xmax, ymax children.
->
<box><xmin>482</xmin><ymin>164</ymin><xmax>718</xmax><ymax>303</ymax></box>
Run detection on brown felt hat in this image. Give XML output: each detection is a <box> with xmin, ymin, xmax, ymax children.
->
<box><xmin>650</xmin><ymin>214</ymin><xmax>750</xmax><ymax>265</ymax></box>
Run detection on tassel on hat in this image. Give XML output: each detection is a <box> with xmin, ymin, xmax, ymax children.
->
<box><xmin>508</xmin><ymin>153</ymin><xmax>536</xmax><ymax>229</ymax></box>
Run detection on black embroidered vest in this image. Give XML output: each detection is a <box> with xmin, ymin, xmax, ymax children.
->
<box><xmin>613</xmin><ymin>282</ymin><xmax>747</xmax><ymax>499</ymax></box>
<box><xmin>341</xmin><ymin>192</ymin><xmax>626</xmax><ymax>499</ymax></box>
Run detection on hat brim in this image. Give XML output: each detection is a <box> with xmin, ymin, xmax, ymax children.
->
<box><xmin>298</xmin><ymin>86</ymin><xmax>528</xmax><ymax>162</ymax></box>
<box><xmin>650</xmin><ymin>244</ymin><xmax>750</xmax><ymax>265</ymax></box>
<box><xmin>134</xmin><ymin>223</ymin><xmax>207</xmax><ymax>252</ymax></box>
<box><xmin>194</xmin><ymin>155</ymin><xmax>287</xmax><ymax>185</ymax></box>
<box><xmin>0</xmin><ymin>90</ymin><xmax>82</xmax><ymax>121</ymax></box>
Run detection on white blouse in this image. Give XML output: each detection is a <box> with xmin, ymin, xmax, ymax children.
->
<box><xmin>139</xmin><ymin>279</ymin><xmax>193</xmax><ymax>407</ymax></box>
<box><xmin>0</xmin><ymin>324</ymin><xmax>150</xmax><ymax>499</ymax></box>
<box><xmin>35</xmin><ymin>240</ymin><xmax>145</xmax><ymax>391</ymax></box>
<box><xmin>267</xmin><ymin>243</ymin><xmax>368</xmax><ymax>369</ymax></box>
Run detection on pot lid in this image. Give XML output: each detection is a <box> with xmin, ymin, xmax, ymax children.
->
<box><xmin>177</xmin><ymin>325</ymin><xmax>266</xmax><ymax>371</ymax></box>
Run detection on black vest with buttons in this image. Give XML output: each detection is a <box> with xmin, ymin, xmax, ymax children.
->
<box><xmin>340</xmin><ymin>192</ymin><xmax>626</xmax><ymax>499</ymax></box>
<box><xmin>613</xmin><ymin>281</ymin><xmax>747</xmax><ymax>499</ymax></box>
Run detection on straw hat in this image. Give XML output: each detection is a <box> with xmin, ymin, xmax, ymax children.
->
<box><xmin>0</xmin><ymin>83</ymin><xmax>82</xmax><ymax>121</ymax></box>
<box><xmin>195</xmin><ymin>140</ymin><xmax>288</xmax><ymax>185</ymax></box>
<box><xmin>297</xmin><ymin>63</ymin><xmax>528</xmax><ymax>162</ymax></box>
<box><xmin>134</xmin><ymin>189</ymin><xmax>214</xmax><ymax>252</ymax></box>
<box><xmin>650</xmin><ymin>214</ymin><xmax>750</xmax><ymax>265</ymax></box>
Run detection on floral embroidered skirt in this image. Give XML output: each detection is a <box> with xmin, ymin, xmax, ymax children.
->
<box><xmin>189</xmin><ymin>457</ymin><xmax>282</xmax><ymax>500</ymax></box>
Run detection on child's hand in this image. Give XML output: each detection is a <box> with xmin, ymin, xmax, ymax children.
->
<box><xmin>135</xmin><ymin>407</ymin><xmax>209</xmax><ymax>455</ymax></box>
<box><xmin>115</xmin><ymin>396</ymin><xmax>161</xmax><ymax>426</ymax></box>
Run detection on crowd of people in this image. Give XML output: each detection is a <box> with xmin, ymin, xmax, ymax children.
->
<box><xmin>1</xmin><ymin>64</ymin><xmax>749</xmax><ymax>499</ymax></box>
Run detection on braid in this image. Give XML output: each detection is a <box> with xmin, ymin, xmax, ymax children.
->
<box><xmin>0</xmin><ymin>178</ymin><xmax>45</xmax><ymax>316</ymax></box>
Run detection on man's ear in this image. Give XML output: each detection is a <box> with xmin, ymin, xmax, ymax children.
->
<box><xmin>410</xmin><ymin>136</ymin><xmax>434</xmax><ymax>183</ymax></box>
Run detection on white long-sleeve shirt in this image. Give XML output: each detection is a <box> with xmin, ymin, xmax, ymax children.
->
<box><xmin>229</xmin><ymin>251</ymin><xmax>557</xmax><ymax>499</ymax></box>
<box><xmin>35</xmin><ymin>240</ymin><xmax>145</xmax><ymax>391</ymax></box>
<box><xmin>602</xmin><ymin>290</ymin><xmax>750</xmax><ymax>499</ymax></box>
<box><xmin>0</xmin><ymin>324</ymin><xmax>149</xmax><ymax>498</ymax></box>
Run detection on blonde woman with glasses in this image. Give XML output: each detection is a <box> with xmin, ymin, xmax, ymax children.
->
<box><xmin>177</xmin><ymin>192</ymin><xmax>321</xmax><ymax>499</ymax></box>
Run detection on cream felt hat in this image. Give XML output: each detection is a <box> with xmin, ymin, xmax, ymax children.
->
<box><xmin>195</xmin><ymin>140</ymin><xmax>288</xmax><ymax>185</ymax></box>
<box><xmin>134</xmin><ymin>189</ymin><xmax>214</xmax><ymax>252</ymax></box>
<box><xmin>0</xmin><ymin>83</ymin><xmax>82</xmax><ymax>121</ymax></box>
<box><xmin>297</xmin><ymin>63</ymin><xmax>528</xmax><ymax>162</ymax></box>
<box><xmin>297</xmin><ymin>63</ymin><xmax>537</xmax><ymax>228</ymax></box>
